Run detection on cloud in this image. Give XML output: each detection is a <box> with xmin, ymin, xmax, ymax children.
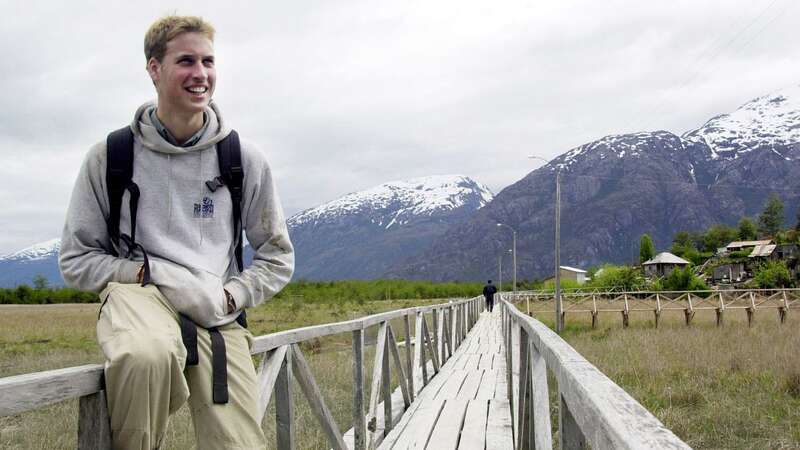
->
<box><xmin>0</xmin><ymin>0</ymin><xmax>799</xmax><ymax>253</ymax></box>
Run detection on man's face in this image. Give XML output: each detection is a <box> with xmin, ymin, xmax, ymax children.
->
<box><xmin>147</xmin><ymin>32</ymin><xmax>215</xmax><ymax>117</ymax></box>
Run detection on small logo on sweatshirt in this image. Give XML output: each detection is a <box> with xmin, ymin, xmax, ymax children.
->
<box><xmin>194</xmin><ymin>197</ymin><xmax>215</xmax><ymax>219</ymax></box>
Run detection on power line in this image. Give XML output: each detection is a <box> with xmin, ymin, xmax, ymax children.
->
<box><xmin>626</xmin><ymin>0</ymin><xmax>785</xmax><ymax>133</ymax></box>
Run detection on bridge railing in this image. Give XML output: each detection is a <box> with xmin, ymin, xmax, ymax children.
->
<box><xmin>0</xmin><ymin>295</ymin><xmax>485</xmax><ymax>450</ymax></box>
<box><xmin>513</xmin><ymin>288</ymin><xmax>799</xmax><ymax>328</ymax></box>
<box><xmin>500</xmin><ymin>294</ymin><xmax>692</xmax><ymax>450</ymax></box>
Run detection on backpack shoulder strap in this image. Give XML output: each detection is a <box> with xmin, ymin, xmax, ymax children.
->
<box><xmin>216</xmin><ymin>130</ymin><xmax>244</xmax><ymax>271</ymax></box>
<box><xmin>106</xmin><ymin>126</ymin><xmax>135</xmax><ymax>249</ymax></box>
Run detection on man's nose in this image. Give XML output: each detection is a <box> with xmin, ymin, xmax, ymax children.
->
<box><xmin>191</xmin><ymin>62</ymin><xmax>207</xmax><ymax>79</ymax></box>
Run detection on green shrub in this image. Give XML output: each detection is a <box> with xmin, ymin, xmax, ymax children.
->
<box><xmin>753</xmin><ymin>261</ymin><xmax>793</xmax><ymax>288</ymax></box>
<box><xmin>588</xmin><ymin>265</ymin><xmax>645</xmax><ymax>291</ymax></box>
<box><xmin>662</xmin><ymin>266</ymin><xmax>708</xmax><ymax>291</ymax></box>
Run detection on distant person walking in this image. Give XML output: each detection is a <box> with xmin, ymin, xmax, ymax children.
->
<box><xmin>483</xmin><ymin>280</ymin><xmax>498</xmax><ymax>312</ymax></box>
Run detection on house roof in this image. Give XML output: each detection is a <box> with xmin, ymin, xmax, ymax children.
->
<box><xmin>726</xmin><ymin>240</ymin><xmax>773</xmax><ymax>249</ymax></box>
<box><xmin>642</xmin><ymin>252</ymin><xmax>691</xmax><ymax>266</ymax></box>
<box><xmin>559</xmin><ymin>265</ymin><xmax>586</xmax><ymax>274</ymax></box>
<box><xmin>749</xmin><ymin>244</ymin><xmax>776</xmax><ymax>258</ymax></box>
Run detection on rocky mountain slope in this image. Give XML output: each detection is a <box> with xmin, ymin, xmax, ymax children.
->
<box><xmin>0</xmin><ymin>239</ymin><xmax>61</xmax><ymax>287</ymax></box>
<box><xmin>286</xmin><ymin>175</ymin><xmax>494</xmax><ymax>280</ymax></box>
<box><xmin>389</xmin><ymin>85</ymin><xmax>800</xmax><ymax>281</ymax></box>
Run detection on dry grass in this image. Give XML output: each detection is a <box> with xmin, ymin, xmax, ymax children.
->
<box><xmin>4</xmin><ymin>298</ymin><xmax>799</xmax><ymax>449</ymax></box>
<box><xmin>529</xmin><ymin>301</ymin><xmax>800</xmax><ymax>450</ymax></box>
<box><xmin>0</xmin><ymin>298</ymin><xmax>435</xmax><ymax>450</ymax></box>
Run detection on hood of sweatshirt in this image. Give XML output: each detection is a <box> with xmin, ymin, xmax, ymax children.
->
<box><xmin>130</xmin><ymin>101</ymin><xmax>231</xmax><ymax>154</ymax></box>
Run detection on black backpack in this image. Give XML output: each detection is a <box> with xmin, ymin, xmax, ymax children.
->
<box><xmin>105</xmin><ymin>126</ymin><xmax>245</xmax><ymax>285</ymax></box>
<box><xmin>104</xmin><ymin>125</ymin><xmax>247</xmax><ymax>404</ymax></box>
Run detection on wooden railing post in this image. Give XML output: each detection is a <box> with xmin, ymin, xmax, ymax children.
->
<box><xmin>529</xmin><ymin>343</ymin><xmax>552</xmax><ymax>449</ymax></box>
<box><xmin>413</xmin><ymin>313</ymin><xmax>428</xmax><ymax>387</ymax></box>
<box><xmin>77</xmin><ymin>391</ymin><xmax>111</xmax><ymax>450</ymax></box>
<box><xmin>403</xmin><ymin>314</ymin><xmax>415</xmax><ymax>401</ymax></box>
<box><xmin>516</xmin><ymin>327</ymin><xmax>530</xmax><ymax>450</ymax></box>
<box><xmin>275</xmin><ymin>347</ymin><xmax>295</xmax><ymax>450</ymax></box>
<box><xmin>432</xmin><ymin>309</ymin><xmax>440</xmax><ymax>364</ymax></box>
<box><xmin>559</xmin><ymin>394</ymin><xmax>587</xmax><ymax>450</ymax></box>
<box><xmin>382</xmin><ymin>330</ymin><xmax>392</xmax><ymax>437</ymax></box>
<box><xmin>352</xmin><ymin>329</ymin><xmax>366</xmax><ymax>450</ymax></box>
<box><xmin>505</xmin><ymin>307</ymin><xmax>514</xmax><ymax>411</ymax></box>
<box><xmin>368</xmin><ymin>322</ymin><xmax>389</xmax><ymax>438</ymax></box>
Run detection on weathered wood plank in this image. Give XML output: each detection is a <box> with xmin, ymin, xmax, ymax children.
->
<box><xmin>404</xmin><ymin>313</ymin><xmax>415</xmax><ymax>402</ymax></box>
<box><xmin>77</xmin><ymin>391</ymin><xmax>111</xmax><ymax>450</ymax></box>
<box><xmin>559</xmin><ymin>393</ymin><xmax>587</xmax><ymax>450</ymax></box>
<box><xmin>353</xmin><ymin>329</ymin><xmax>367</xmax><ymax>450</ymax></box>
<box><xmin>251</xmin><ymin>297</ymin><xmax>479</xmax><ymax>354</ymax></box>
<box><xmin>275</xmin><ymin>346</ymin><xmax>294</xmax><ymax>450</ymax></box>
<box><xmin>256</xmin><ymin>345</ymin><xmax>289</xmax><ymax>424</ymax></box>
<box><xmin>369</xmin><ymin>322</ymin><xmax>389</xmax><ymax>436</ymax></box>
<box><xmin>0</xmin><ymin>364</ymin><xmax>103</xmax><ymax>417</ymax></box>
<box><xmin>457</xmin><ymin>400</ymin><xmax>489</xmax><ymax>450</ymax></box>
<box><xmin>457</xmin><ymin>369</ymin><xmax>484</xmax><ymax>400</ymax></box>
<box><xmin>386</xmin><ymin>326</ymin><xmax>412</xmax><ymax>408</ymax></box>
<box><xmin>475</xmin><ymin>368</ymin><xmax>499</xmax><ymax>400</ymax></box>
<box><xmin>422</xmin><ymin>316</ymin><xmax>441</xmax><ymax>373</ymax></box>
<box><xmin>382</xmin><ymin>332</ymin><xmax>393</xmax><ymax>438</ymax></box>
<box><xmin>384</xmin><ymin>398</ymin><xmax>445</xmax><ymax>450</ymax></box>
<box><xmin>529</xmin><ymin>344</ymin><xmax>553</xmax><ymax>450</ymax></box>
<box><xmin>427</xmin><ymin>399</ymin><xmax>469</xmax><ymax>450</ymax></box>
<box><xmin>290</xmin><ymin>344</ymin><xmax>348</xmax><ymax>450</ymax></box>
<box><xmin>485</xmin><ymin>399</ymin><xmax>515</xmax><ymax>449</ymax></box>
<box><xmin>436</xmin><ymin>370</ymin><xmax>469</xmax><ymax>400</ymax></box>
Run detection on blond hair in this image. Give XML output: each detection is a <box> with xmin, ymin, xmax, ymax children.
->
<box><xmin>144</xmin><ymin>15</ymin><xmax>215</xmax><ymax>62</ymax></box>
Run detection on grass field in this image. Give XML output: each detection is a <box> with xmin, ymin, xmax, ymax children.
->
<box><xmin>528</xmin><ymin>302</ymin><xmax>800</xmax><ymax>450</ymax></box>
<box><xmin>2</xmin><ymin>297</ymin><xmax>799</xmax><ymax>449</ymax></box>
<box><xmin>0</xmin><ymin>297</ymin><xmax>437</xmax><ymax>450</ymax></box>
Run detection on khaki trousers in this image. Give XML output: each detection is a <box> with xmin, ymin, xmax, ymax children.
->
<box><xmin>97</xmin><ymin>283</ymin><xmax>265</xmax><ymax>450</ymax></box>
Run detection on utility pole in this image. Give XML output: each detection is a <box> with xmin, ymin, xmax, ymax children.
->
<box><xmin>498</xmin><ymin>254</ymin><xmax>502</xmax><ymax>292</ymax></box>
<box><xmin>496</xmin><ymin>223</ymin><xmax>517</xmax><ymax>295</ymax></box>
<box><xmin>555</xmin><ymin>169</ymin><xmax>562</xmax><ymax>334</ymax></box>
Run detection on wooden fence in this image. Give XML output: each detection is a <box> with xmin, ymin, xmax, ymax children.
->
<box><xmin>515</xmin><ymin>288</ymin><xmax>800</xmax><ymax>328</ymax></box>
<box><xmin>500</xmin><ymin>295</ymin><xmax>691</xmax><ymax>449</ymax></box>
<box><xmin>0</xmin><ymin>295</ymin><xmax>484</xmax><ymax>450</ymax></box>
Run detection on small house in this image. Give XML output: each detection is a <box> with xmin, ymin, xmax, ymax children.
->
<box><xmin>712</xmin><ymin>263</ymin><xmax>745</xmax><ymax>283</ymax></box>
<box><xmin>559</xmin><ymin>266</ymin><xmax>587</xmax><ymax>284</ymax></box>
<box><xmin>726</xmin><ymin>240</ymin><xmax>773</xmax><ymax>253</ymax></box>
<box><xmin>543</xmin><ymin>266</ymin><xmax>588</xmax><ymax>285</ymax></box>
<box><xmin>773</xmin><ymin>244</ymin><xmax>799</xmax><ymax>260</ymax></box>
<box><xmin>748</xmin><ymin>243</ymin><xmax>776</xmax><ymax>259</ymax></box>
<box><xmin>642</xmin><ymin>252</ymin><xmax>691</xmax><ymax>278</ymax></box>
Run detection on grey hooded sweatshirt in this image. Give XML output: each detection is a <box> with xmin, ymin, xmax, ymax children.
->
<box><xmin>59</xmin><ymin>101</ymin><xmax>294</xmax><ymax>328</ymax></box>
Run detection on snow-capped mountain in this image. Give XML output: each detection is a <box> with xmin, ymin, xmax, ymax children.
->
<box><xmin>289</xmin><ymin>175</ymin><xmax>493</xmax><ymax>229</ymax></box>
<box><xmin>287</xmin><ymin>175</ymin><xmax>494</xmax><ymax>280</ymax></box>
<box><xmin>0</xmin><ymin>238</ymin><xmax>60</xmax><ymax>261</ymax></box>
<box><xmin>0</xmin><ymin>238</ymin><xmax>62</xmax><ymax>287</ymax></box>
<box><xmin>683</xmin><ymin>84</ymin><xmax>800</xmax><ymax>160</ymax></box>
<box><xmin>393</xmin><ymin>84</ymin><xmax>800</xmax><ymax>281</ymax></box>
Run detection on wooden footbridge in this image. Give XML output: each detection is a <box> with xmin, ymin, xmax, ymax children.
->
<box><xmin>0</xmin><ymin>294</ymin><xmax>691</xmax><ymax>449</ymax></box>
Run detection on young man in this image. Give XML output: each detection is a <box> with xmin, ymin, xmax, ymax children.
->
<box><xmin>59</xmin><ymin>15</ymin><xmax>294</xmax><ymax>449</ymax></box>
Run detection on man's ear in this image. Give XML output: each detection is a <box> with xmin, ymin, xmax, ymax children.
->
<box><xmin>146</xmin><ymin>57</ymin><xmax>161</xmax><ymax>84</ymax></box>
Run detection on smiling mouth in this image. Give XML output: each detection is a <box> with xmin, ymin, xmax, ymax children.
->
<box><xmin>186</xmin><ymin>86</ymin><xmax>208</xmax><ymax>94</ymax></box>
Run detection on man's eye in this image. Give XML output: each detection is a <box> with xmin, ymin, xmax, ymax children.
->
<box><xmin>203</xmin><ymin>59</ymin><xmax>215</xmax><ymax>67</ymax></box>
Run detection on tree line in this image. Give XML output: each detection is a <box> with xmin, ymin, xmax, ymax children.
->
<box><xmin>0</xmin><ymin>278</ymin><xmax>484</xmax><ymax>305</ymax></box>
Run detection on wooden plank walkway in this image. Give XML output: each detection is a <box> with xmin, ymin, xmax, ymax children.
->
<box><xmin>378</xmin><ymin>307</ymin><xmax>513</xmax><ymax>450</ymax></box>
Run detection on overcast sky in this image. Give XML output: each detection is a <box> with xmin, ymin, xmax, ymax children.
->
<box><xmin>0</xmin><ymin>0</ymin><xmax>798</xmax><ymax>254</ymax></box>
